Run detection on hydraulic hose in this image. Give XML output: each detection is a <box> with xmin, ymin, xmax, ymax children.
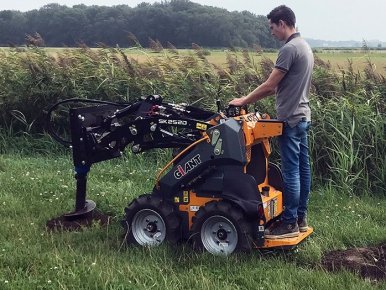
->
<box><xmin>45</xmin><ymin>98</ymin><xmax>131</xmax><ymax>147</ymax></box>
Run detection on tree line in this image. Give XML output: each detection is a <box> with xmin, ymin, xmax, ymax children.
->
<box><xmin>0</xmin><ymin>0</ymin><xmax>280</xmax><ymax>48</ymax></box>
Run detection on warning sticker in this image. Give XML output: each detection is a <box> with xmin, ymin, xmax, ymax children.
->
<box><xmin>183</xmin><ymin>191</ymin><xmax>189</xmax><ymax>203</ymax></box>
<box><xmin>190</xmin><ymin>206</ymin><xmax>200</xmax><ymax>212</ymax></box>
<box><xmin>269</xmin><ymin>198</ymin><xmax>278</xmax><ymax>218</ymax></box>
<box><xmin>196</xmin><ymin>123</ymin><xmax>208</xmax><ymax>130</ymax></box>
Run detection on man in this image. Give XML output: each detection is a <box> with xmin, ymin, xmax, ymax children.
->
<box><xmin>229</xmin><ymin>5</ymin><xmax>314</xmax><ymax>239</ymax></box>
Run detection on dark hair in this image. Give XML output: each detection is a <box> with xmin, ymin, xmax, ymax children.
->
<box><xmin>267</xmin><ymin>5</ymin><xmax>296</xmax><ymax>27</ymax></box>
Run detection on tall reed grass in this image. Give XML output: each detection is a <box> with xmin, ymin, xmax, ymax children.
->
<box><xmin>0</xmin><ymin>46</ymin><xmax>385</xmax><ymax>195</ymax></box>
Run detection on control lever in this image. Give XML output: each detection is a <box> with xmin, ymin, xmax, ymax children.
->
<box><xmin>216</xmin><ymin>99</ymin><xmax>222</xmax><ymax>113</ymax></box>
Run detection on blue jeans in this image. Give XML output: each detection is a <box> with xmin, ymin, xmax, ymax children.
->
<box><xmin>279</xmin><ymin>120</ymin><xmax>311</xmax><ymax>224</ymax></box>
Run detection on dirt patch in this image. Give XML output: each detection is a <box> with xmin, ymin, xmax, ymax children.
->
<box><xmin>322</xmin><ymin>243</ymin><xmax>386</xmax><ymax>281</ymax></box>
<box><xmin>46</xmin><ymin>209</ymin><xmax>111</xmax><ymax>231</ymax></box>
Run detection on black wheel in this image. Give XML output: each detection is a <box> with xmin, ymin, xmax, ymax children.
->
<box><xmin>122</xmin><ymin>194</ymin><xmax>181</xmax><ymax>246</ymax></box>
<box><xmin>190</xmin><ymin>200</ymin><xmax>254</xmax><ymax>255</ymax></box>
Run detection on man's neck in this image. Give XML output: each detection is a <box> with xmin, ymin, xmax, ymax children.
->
<box><xmin>284</xmin><ymin>28</ymin><xmax>298</xmax><ymax>42</ymax></box>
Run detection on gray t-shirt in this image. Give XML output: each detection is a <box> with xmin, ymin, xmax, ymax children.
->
<box><xmin>274</xmin><ymin>33</ymin><xmax>314</xmax><ymax>127</ymax></box>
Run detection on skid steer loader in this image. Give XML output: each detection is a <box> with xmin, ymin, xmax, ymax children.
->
<box><xmin>47</xmin><ymin>95</ymin><xmax>313</xmax><ymax>255</ymax></box>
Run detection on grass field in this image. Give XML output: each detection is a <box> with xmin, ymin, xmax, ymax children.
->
<box><xmin>1</xmin><ymin>149</ymin><xmax>385</xmax><ymax>289</ymax></box>
<box><xmin>103</xmin><ymin>48</ymin><xmax>386</xmax><ymax>74</ymax></box>
<box><xmin>3</xmin><ymin>47</ymin><xmax>386</xmax><ymax>75</ymax></box>
<box><xmin>314</xmin><ymin>49</ymin><xmax>386</xmax><ymax>72</ymax></box>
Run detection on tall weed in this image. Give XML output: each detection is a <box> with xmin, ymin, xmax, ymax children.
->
<box><xmin>0</xmin><ymin>46</ymin><xmax>385</xmax><ymax>196</ymax></box>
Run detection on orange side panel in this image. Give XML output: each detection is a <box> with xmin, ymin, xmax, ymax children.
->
<box><xmin>178</xmin><ymin>192</ymin><xmax>220</xmax><ymax>229</ymax></box>
<box><xmin>260</xmin><ymin>187</ymin><xmax>283</xmax><ymax>222</ymax></box>
<box><xmin>252</xmin><ymin>122</ymin><xmax>283</xmax><ymax>139</ymax></box>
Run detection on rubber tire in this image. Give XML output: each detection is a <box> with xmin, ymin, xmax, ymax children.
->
<box><xmin>122</xmin><ymin>194</ymin><xmax>181</xmax><ymax>246</ymax></box>
<box><xmin>190</xmin><ymin>200</ymin><xmax>254</xmax><ymax>255</ymax></box>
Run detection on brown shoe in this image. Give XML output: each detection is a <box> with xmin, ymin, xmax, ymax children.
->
<box><xmin>298</xmin><ymin>216</ymin><xmax>308</xmax><ymax>232</ymax></box>
<box><xmin>265</xmin><ymin>221</ymin><xmax>299</xmax><ymax>239</ymax></box>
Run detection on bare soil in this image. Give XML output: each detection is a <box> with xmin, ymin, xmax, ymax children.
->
<box><xmin>46</xmin><ymin>209</ymin><xmax>111</xmax><ymax>231</ymax></box>
<box><xmin>322</xmin><ymin>243</ymin><xmax>386</xmax><ymax>281</ymax></box>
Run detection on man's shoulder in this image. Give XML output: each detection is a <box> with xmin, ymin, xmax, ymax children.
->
<box><xmin>278</xmin><ymin>42</ymin><xmax>297</xmax><ymax>55</ymax></box>
<box><xmin>284</xmin><ymin>37</ymin><xmax>309</xmax><ymax>48</ymax></box>
<box><xmin>280</xmin><ymin>38</ymin><xmax>312</xmax><ymax>56</ymax></box>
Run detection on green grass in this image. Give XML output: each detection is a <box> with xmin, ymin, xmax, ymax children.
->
<box><xmin>0</xmin><ymin>153</ymin><xmax>385</xmax><ymax>290</ymax></box>
<box><xmin>315</xmin><ymin>49</ymin><xmax>386</xmax><ymax>73</ymax></box>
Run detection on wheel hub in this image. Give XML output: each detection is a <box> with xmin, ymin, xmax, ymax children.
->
<box><xmin>146</xmin><ymin>222</ymin><xmax>157</xmax><ymax>233</ymax></box>
<box><xmin>201</xmin><ymin>215</ymin><xmax>238</xmax><ymax>255</ymax></box>
<box><xmin>217</xmin><ymin>228</ymin><xmax>228</xmax><ymax>240</ymax></box>
<box><xmin>131</xmin><ymin>209</ymin><xmax>166</xmax><ymax>246</ymax></box>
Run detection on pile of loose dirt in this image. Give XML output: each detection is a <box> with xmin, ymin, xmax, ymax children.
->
<box><xmin>46</xmin><ymin>209</ymin><xmax>111</xmax><ymax>231</ymax></box>
<box><xmin>322</xmin><ymin>243</ymin><xmax>386</xmax><ymax>281</ymax></box>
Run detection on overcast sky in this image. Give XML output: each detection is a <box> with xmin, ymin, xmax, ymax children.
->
<box><xmin>1</xmin><ymin>0</ymin><xmax>385</xmax><ymax>42</ymax></box>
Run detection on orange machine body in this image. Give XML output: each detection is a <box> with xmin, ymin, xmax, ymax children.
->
<box><xmin>176</xmin><ymin>111</ymin><xmax>313</xmax><ymax>248</ymax></box>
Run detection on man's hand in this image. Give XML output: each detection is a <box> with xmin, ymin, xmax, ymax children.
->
<box><xmin>228</xmin><ymin>96</ymin><xmax>247</xmax><ymax>106</ymax></box>
<box><xmin>228</xmin><ymin>68</ymin><xmax>285</xmax><ymax>107</ymax></box>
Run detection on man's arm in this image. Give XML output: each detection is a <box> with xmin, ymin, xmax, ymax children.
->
<box><xmin>228</xmin><ymin>68</ymin><xmax>286</xmax><ymax>106</ymax></box>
